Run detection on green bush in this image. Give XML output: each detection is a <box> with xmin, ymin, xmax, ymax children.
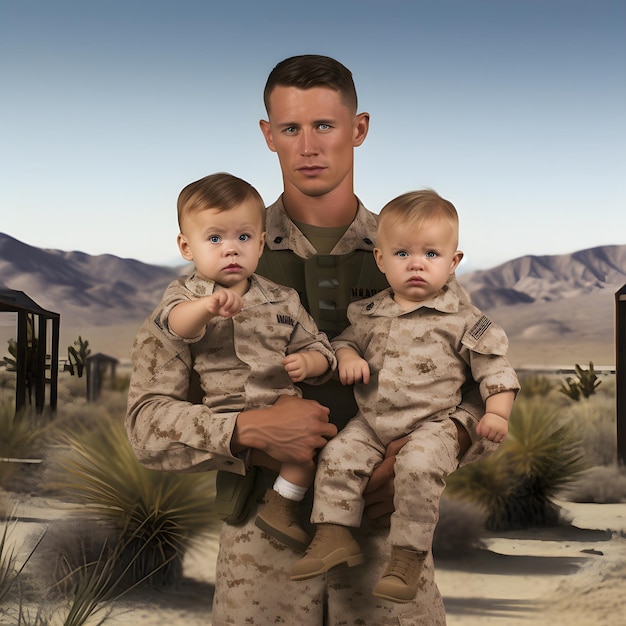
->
<box><xmin>447</xmin><ymin>397</ymin><xmax>586</xmax><ymax>530</ymax></box>
<box><xmin>50</xmin><ymin>410</ymin><xmax>219</xmax><ymax>588</ymax></box>
<box><xmin>518</xmin><ymin>374</ymin><xmax>554</xmax><ymax>398</ymax></box>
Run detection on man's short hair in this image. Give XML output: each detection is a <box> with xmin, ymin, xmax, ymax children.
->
<box><xmin>263</xmin><ymin>54</ymin><xmax>358</xmax><ymax>113</ymax></box>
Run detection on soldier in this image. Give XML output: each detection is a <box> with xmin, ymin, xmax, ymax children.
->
<box><xmin>126</xmin><ymin>55</ymin><xmax>499</xmax><ymax>625</ymax></box>
<box><xmin>291</xmin><ymin>190</ymin><xmax>520</xmax><ymax>604</ymax></box>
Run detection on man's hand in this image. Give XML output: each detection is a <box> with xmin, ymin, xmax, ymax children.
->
<box><xmin>362</xmin><ymin>436</ymin><xmax>409</xmax><ymax>527</ymax></box>
<box><xmin>234</xmin><ymin>395</ymin><xmax>336</xmax><ymax>465</ymax></box>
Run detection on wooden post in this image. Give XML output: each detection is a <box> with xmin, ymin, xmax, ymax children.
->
<box><xmin>617</xmin><ymin>285</ymin><xmax>626</xmax><ymax>465</ymax></box>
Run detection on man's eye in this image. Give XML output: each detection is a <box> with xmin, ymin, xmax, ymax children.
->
<box><xmin>239</xmin><ymin>233</ymin><xmax>251</xmax><ymax>242</ymax></box>
<box><xmin>284</xmin><ymin>126</ymin><xmax>297</xmax><ymax>134</ymax></box>
<box><xmin>318</xmin><ymin>123</ymin><xmax>331</xmax><ymax>131</ymax></box>
<box><xmin>209</xmin><ymin>235</ymin><xmax>221</xmax><ymax>243</ymax></box>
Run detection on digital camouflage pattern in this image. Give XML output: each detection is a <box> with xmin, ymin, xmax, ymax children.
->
<box><xmin>312</xmin><ymin>284</ymin><xmax>520</xmax><ymax>552</ymax></box>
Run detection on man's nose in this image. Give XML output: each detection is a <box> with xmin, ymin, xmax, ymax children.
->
<box><xmin>300</xmin><ymin>129</ymin><xmax>319</xmax><ymax>156</ymax></box>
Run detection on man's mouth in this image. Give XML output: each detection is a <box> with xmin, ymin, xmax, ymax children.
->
<box><xmin>298</xmin><ymin>166</ymin><xmax>325</xmax><ymax>176</ymax></box>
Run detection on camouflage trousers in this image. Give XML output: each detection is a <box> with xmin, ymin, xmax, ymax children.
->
<box><xmin>211</xmin><ymin>495</ymin><xmax>447</xmax><ymax>625</ymax></box>
<box><xmin>312</xmin><ymin>415</ymin><xmax>460</xmax><ymax>553</ymax></box>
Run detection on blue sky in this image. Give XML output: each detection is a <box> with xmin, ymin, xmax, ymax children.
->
<box><xmin>2</xmin><ymin>0</ymin><xmax>624</xmax><ymax>272</ymax></box>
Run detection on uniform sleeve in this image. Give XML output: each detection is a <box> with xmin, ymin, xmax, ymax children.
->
<box><xmin>329</xmin><ymin>302</ymin><xmax>363</xmax><ymax>355</ymax></box>
<box><xmin>460</xmin><ymin>312</ymin><xmax>520</xmax><ymax>401</ymax></box>
<box><xmin>285</xmin><ymin>299</ymin><xmax>337</xmax><ymax>385</ymax></box>
<box><xmin>125</xmin><ymin>309</ymin><xmax>245</xmax><ymax>475</ymax></box>
<box><xmin>155</xmin><ymin>278</ymin><xmax>207</xmax><ymax>344</ymax></box>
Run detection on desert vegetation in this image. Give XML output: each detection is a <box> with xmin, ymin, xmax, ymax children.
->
<box><xmin>1</xmin><ymin>356</ymin><xmax>623</xmax><ymax>622</ymax></box>
<box><xmin>444</xmin><ymin>365</ymin><xmax>624</xmax><ymax>534</ymax></box>
<box><xmin>0</xmin><ymin>368</ymin><xmax>219</xmax><ymax>625</ymax></box>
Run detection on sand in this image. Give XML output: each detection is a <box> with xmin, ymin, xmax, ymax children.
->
<box><xmin>3</xmin><ymin>492</ymin><xmax>625</xmax><ymax>625</ymax></box>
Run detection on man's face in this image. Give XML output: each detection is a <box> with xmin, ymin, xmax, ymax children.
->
<box><xmin>260</xmin><ymin>86</ymin><xmax>368</xmax><ymax>199</ymax></box>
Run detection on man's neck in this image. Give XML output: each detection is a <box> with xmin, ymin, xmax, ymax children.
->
<box><xmin>282</xmin><ymin>186</ymin><xmax>358</xmax><ymax>228</ymax></box>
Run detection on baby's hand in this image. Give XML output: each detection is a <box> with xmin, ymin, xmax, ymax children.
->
<box><xmin>204</xmin><ymin>289</ymin><xmax>243</xmax><ymax>318</ymax></box>
<box><xmin>283</xmin><ymin>353</ymin><xmax>310</xmax><ymax>383</ymax></box>
<box><xmin>476</xmin><ymin>412</ymin><xmax>508</xmax><ymax>443</ymax></box>
<box><xmin>337</xmin><ymin>353</ymin><xmax>370</xmax><ymax>386</ymax></box>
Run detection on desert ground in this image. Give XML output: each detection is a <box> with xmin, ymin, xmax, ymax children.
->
<box><xmin>1</xmin><ymin>314</ymin><xmax>621</xmax><ymax>624</ymax></box>
<box><xmin>4</xmin><ymin>491</ymin><xmax>626</xmax><ymax>626</ymax></box>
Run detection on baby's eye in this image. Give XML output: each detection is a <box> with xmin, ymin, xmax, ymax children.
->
<box><xmin>395</xmin><ymin>250</ymin><xmax>409</xmax><ymax>258</ymax></box>
<box><xmin>426</xmin><ymin>251</ymin><xmax>438</xmax><ymax>258</ymax></box>
<box><xmin>239</xmin><ymin>233</ymin><xmax>251</xmax><ymax>242</ymax></box>
<box><xmin>209</xmin><ymin>235</ymin><xmax>221</xmax><ymax>244</ymax></box>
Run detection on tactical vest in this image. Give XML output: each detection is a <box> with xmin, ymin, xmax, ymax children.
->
<box><xmin>256</xmin><ymin>248</ymin><xmax>388</xmax><ymax>339</ymax></box>
<box><xmin>256</xmin><ymin>247</ymin><xmax>389</xmax><ymax>428</ymax></box>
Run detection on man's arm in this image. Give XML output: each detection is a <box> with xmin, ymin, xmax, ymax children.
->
<box><xmin>126</xmin><ymin>316</ymin><xmax>336</xmax><ymax>473</ymax></box>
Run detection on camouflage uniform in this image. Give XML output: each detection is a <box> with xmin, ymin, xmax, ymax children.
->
<box><xmin>125</xmin><ymin>197</ymin><xmax>497</xmax><ymax>625</ymax></box>
<box><xmin>126</xmin><ymin>271</ymin><xmax>334</xmax><ymax>475</ymax></box>
<box><xmin>311</xmin><ymin>284</ymin><xmax>520</xmax><ymax>553</ymax></box>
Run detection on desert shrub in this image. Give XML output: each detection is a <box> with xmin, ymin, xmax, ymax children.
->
<box><xmin>447</xmin><ymin>396</ymin><xmax>586</xmax><ymax>531</ymax></box>
<box><xmin>0</xmin><ymin>370</ymin><xmax>15</xmax><ymax>391</ymax></box>
<box><xmin>560</xmin><ymin>465</ymin><xmax>626</xmax><ymax>504</ymax></box>
<box><xmin>0</xmin><ymin>401</ymin><xmax>47</xmax><ymax>489</ymax></box>
<box><xmin>49</xmin><ymin>410</ymin><xmax>219</xmax><ymax>588</ymax></box>
<box><xmin>559</xmin><ymin>362</ymin><xmax>602</xmax><ymax>401</ymax></box>
<box><xmin>0</xmin><ymin>508</ymin><xmax>44</xmax><ymax>605</ymax></box>
<box><xmin>517</xmin><ymin>374</ymin><xmax>554</xmax><ymax>398</ymax></box>
<box><xmin>432</xmin><ymin>496</ymin><xmax>487</xmax><ymax>557</ymax></box>
<box><xmin>565</xmin><ymin>394</ymin><xmax>617</xmax><ymax>466</ymax></box>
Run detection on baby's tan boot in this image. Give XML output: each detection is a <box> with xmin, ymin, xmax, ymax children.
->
<box><xmin>254</xmin><ymin>489</ymin><xmax>310</xmax><ymax>551</ymax></box>
<box><xmin>372</xmin><ymin>546</ymin><xmax>426</xmax><ymax>603</ymax></box>
<box><xmin>290</xmin><ymin>523</ymin><xmax>364</xmax><ymax>580</ymax></box>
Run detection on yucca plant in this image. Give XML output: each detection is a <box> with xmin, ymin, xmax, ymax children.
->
<box><xmin>447</xmin><ymin>397</ymin><xmax>586</xmax><ymax>530</ymax></box>
<box><xmin>1</xmin><ymin>507</ymin><xmax>45</xmax><ymax>603</ymax></box>
<box><xmin>51</xmin><ymin>411</ymin><xmax>219</xmax><ymax>588</ymax></box>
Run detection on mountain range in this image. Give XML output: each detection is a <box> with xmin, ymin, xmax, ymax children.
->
<box><xmin>1</xmin><ymin>233</ymin><xmax>623</xmax><ymax>366</ymax></box>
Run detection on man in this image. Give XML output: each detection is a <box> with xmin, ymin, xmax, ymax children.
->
<box><xmin>126</xmin><ymin>54</ymin><xmax>495</xmax><ymax>625</ymax></box>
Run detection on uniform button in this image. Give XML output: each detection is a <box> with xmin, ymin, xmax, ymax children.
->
<box><xmin>274</xmin><ymin>236</ymin><xmax>283</xmax><ymax>244</ymax></box>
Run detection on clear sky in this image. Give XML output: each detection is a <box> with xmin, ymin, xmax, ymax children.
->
<box><xmin>2</xmin><ymin>0</ymin><xmax>624</xmax><ymax>272</ymax></box>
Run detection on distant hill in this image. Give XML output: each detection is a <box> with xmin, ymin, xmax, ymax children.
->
<box><xmin>459</xmin><ymin>245</ymin><xmax>626</xmax><ymax>310</ymax></box>
<box><xmin>1</xmin><ymin>233</ymin><xmax>623</xmax><ymax>366</ymax></box>
<box><xmin>0</xmin><ymin>232</ymin><xmax>182</xmax><ymax>326</ymax></box>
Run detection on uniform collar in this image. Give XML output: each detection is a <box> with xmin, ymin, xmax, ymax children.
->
<box><xmin>183</xmin><ymin>271</ymin><xmax>288</xmax><ymax>305</ymax></box>
<box><xmin>363</xmin><ymin>276</ymin><xmax>462</xmax><ymax>316</ymax></box>
<box><xmin>264</xmin><ymin>195</ymin><xmax>378</xmax><ymax>258</ymax></box>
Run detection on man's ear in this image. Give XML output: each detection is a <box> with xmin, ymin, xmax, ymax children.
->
<box><xmin>259</xmin><ymin>119</ymin><xmax>276</xmax><ymax>152</ymax></box>
<box><xmin>450</xmin><ymin>250</ymin><xmax>464</xmax><ymax>274</ymax></box>
<box><xmin>177</xmin><ymin>233</ymin><xmax>194</xmax><ymax>262</ymax></box>
<box><xmin>353</xmin><ymin>112</ymin><xmax>370</xmax><ymax>147</ymax></box>
<box><xmin>373</xmin><ymin>247</ymin><xmax>385</xmax><ymax>274</ymax></box>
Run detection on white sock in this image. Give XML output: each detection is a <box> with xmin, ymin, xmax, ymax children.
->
<box><xmin>274</xmin><ymin>475</ymin><xmax>307</xmax><ymax>501</ymax></box>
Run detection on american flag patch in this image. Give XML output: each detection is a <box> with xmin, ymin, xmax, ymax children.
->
<box><xmin>469</xmin><ymin>315</ymin><xmax>492</xmax><ymax>340</ymax></box>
